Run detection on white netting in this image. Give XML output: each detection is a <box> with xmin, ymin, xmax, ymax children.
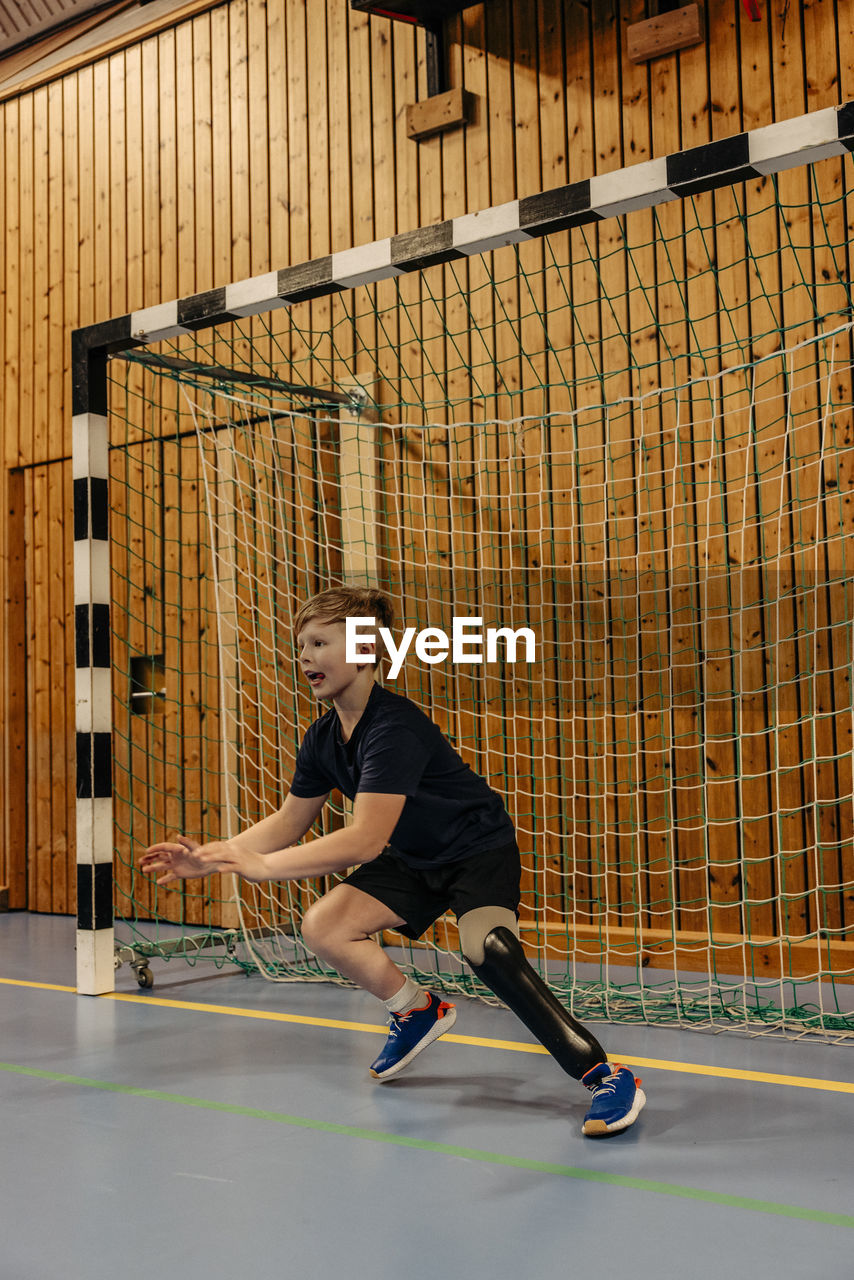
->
<box><xmin>109</xmin><ymin>165</ymin><xmax>854</xmax><ymax>1037</ymax></box>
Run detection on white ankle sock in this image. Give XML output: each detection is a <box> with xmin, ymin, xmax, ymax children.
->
<box><xmin>383</xmin><ymin>976</ymin><xmax>428</xmax><ymax>1017</ymax></box>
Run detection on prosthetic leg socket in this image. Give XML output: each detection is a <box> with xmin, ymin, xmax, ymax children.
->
<box><xmin>468</xmin><ymin>926</ymin><xmax>605</xmax><ymax>1080</ymax></box>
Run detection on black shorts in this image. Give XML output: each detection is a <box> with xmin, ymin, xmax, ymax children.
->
<box><xmin>342</xmin><ymin>839</ymin><xmax>521</xmax><ymax>941</ymax></box>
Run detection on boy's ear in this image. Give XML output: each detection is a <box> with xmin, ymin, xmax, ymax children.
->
<box><xmin>356</xmin><ymin>640</ymin><xmax>376</xmax><ymax>671</ymax></box>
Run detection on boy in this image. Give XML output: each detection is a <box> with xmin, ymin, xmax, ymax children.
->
<box><xmin>141</xmin><ymin>587</ymin><xmax>645</xmax><ymax>1137</ymax></box>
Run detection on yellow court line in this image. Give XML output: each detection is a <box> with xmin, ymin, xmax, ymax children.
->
<box><xmin>106</xmin><ymin>990</ymin><xmax>386</xmax><ymax>1035</ymax></box>
<box><xmin>1</xmin><ymin>977</ymin><xmax>76</xmax><ymax>994</ymax></box>
<box><xmin>3</xmin><ymin>974</ymin><xmax>854</xmax><ymax>1095</ymax></box>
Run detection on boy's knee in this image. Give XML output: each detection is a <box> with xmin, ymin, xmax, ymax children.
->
<box><xmin>458</xmin><ymin>906</ymin><xmax>519</xmax><ymax>967</ymax></box>
<box><xmin>301</xmin><ymin>893</ymin><xmax>358</xmax><ymax>954</ymax></box>
<box><xmin>300</xmin><ymin>899</ymin><xmax>330</xmax><ymax>952</ymax></box>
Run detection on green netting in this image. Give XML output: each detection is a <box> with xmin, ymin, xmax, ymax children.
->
<box><xmin>107</xmin><ymin>161</ymin><xmax>854</xmax><ymax>1039</ymax></box>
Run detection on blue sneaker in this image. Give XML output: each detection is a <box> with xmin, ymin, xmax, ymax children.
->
<box><xmin>369</xmin><ymin>992</ymin><xmax>457</xmax><ymax>1080</ymax></box>
<box><xmin>581</xmin><ymin>1062</ymin><xmax>646</xmax><ymax>1137</ymax></box>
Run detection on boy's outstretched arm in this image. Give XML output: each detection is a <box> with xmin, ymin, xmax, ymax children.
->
<box><xmin>140</xmin><ymin>791</ymin><xmax>329</xmax><ymax>886</ymax></box>
<box><xmin>141</xmin><ymin>792</ymin><xmax>406</xmax><ymax>886</ymax></box>
<box><xmin>229</xmin><ymin>791</ymin><xmax>330</xmax><ymax>855</ymax></box>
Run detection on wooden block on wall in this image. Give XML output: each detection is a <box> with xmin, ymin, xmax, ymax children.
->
<box><xmin>406</xmin><ymin>87</ymin><xmax>473</xmax><ymax>142</ymax></box>
<box><xmin>627</xmin><ymin>4</ymin><xmax>704</xmax><ymax>63</ymax></box>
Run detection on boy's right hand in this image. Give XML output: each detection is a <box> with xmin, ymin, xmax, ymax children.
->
<box><xmin>140</xmin><ymin>835</ymin><xmax>208</xmax><ymax>885</ymax></box>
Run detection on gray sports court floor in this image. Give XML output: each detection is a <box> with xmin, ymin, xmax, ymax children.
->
<box><xmin>1</xmin><ymin>912</ymin><xmax>852</xmax><ymax>1280</ymax></box>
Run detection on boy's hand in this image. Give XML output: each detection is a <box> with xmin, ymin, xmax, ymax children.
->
<box><xmin>140</xmin><ymin>836</ymin><xmax>267</xmax><ymax>885</ymax></box>
<box><xmin>140</xmin><ymin>836</ymin><xmax>208</xmax><ymax>885</ymax></box>
<box><xmin>193</xmin><ymin>841</ymin><xmax>268</xmax><ymax>883</ymax></box>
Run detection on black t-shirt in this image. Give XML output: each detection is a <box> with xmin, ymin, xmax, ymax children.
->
<box><xmin>289</xmin><ymin>683</ymin><xmax>515</xmax><ymax>867</ymax></box>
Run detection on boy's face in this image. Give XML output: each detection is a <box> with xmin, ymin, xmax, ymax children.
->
<box><xmin>296</xmin><ymin>618</ymin><xmax>373</xmax><ymax>701</ymax></box>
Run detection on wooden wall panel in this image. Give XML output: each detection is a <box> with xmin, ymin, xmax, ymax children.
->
<box><xmin>76</xmin><ymin>67</ymin><xmax>95</xmax><ymax>329</ymax></box>
<box><xmin>1</xmin><ymin>468</ymin><xmax>26</xmax><ymax>908</ymax></box>
<box><xmin>0</xmin><ymin>0</ymin><xmax>851</xmax><ymax>942</ymax></box>
<box><xmin>23</xmin><ymin>461</ymin><xmax>74</xmax><ymax>911</ymax></box>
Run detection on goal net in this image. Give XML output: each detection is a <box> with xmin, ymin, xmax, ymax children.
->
<box><xmin>103</xmin><ymin>151</ymin><xmax>854</xmax><ymax>1039</ymax></box>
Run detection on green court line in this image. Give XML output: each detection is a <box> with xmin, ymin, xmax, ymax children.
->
<box><xmin>2</xmin><ymin>1059</ymin><xmax>853</xmax><ymax>1229</ymax></box>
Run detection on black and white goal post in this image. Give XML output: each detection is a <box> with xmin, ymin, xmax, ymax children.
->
<box><xmin>72</xmin><ymin>318</ymin><xmax>139</xmax><ymax>995</ymax></box>
<box><xmin>73</xmin><ymin>325</ymin><xmax>117</xmax><ymax>994</ymax></box>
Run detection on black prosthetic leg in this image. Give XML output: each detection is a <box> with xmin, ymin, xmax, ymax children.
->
<box><xmin>468</xmin><ymin>927</ymin><xmax>605</xmax><ymax>1080</ymax></box>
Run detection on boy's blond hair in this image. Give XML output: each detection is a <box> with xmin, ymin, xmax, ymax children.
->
<box><xmin>293</xmin><ymin>586</ymin><xmax>393</xmax><ymax>636</ymax></box>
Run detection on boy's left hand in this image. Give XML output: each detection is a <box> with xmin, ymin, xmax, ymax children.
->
<box><xmin>141</xmin><ymin>837</ymin><xmax>267</xmax><ymax>885</ymax></box>
<box><xmin>194</xmin><ymin>841</ymin><xmax>268</xmax><ymax>883</ymax></box>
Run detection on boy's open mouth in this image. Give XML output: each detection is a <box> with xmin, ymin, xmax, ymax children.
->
<box><xmin>306</xmin><ymin>671</ymin><xmax>325</xmax><ymax>687</ymax></box>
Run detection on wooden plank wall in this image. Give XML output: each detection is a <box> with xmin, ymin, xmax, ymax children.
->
<box><xmin>1</xmin><ymin>0</ymin><xmax>853</xmax><ymax>918</ymax></box>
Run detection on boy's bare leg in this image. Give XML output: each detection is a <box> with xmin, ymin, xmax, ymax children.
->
<box><xmin>301</xmin><ymin>883</ymin><xmax>410</xmax><ymax>1001</ymax></box>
